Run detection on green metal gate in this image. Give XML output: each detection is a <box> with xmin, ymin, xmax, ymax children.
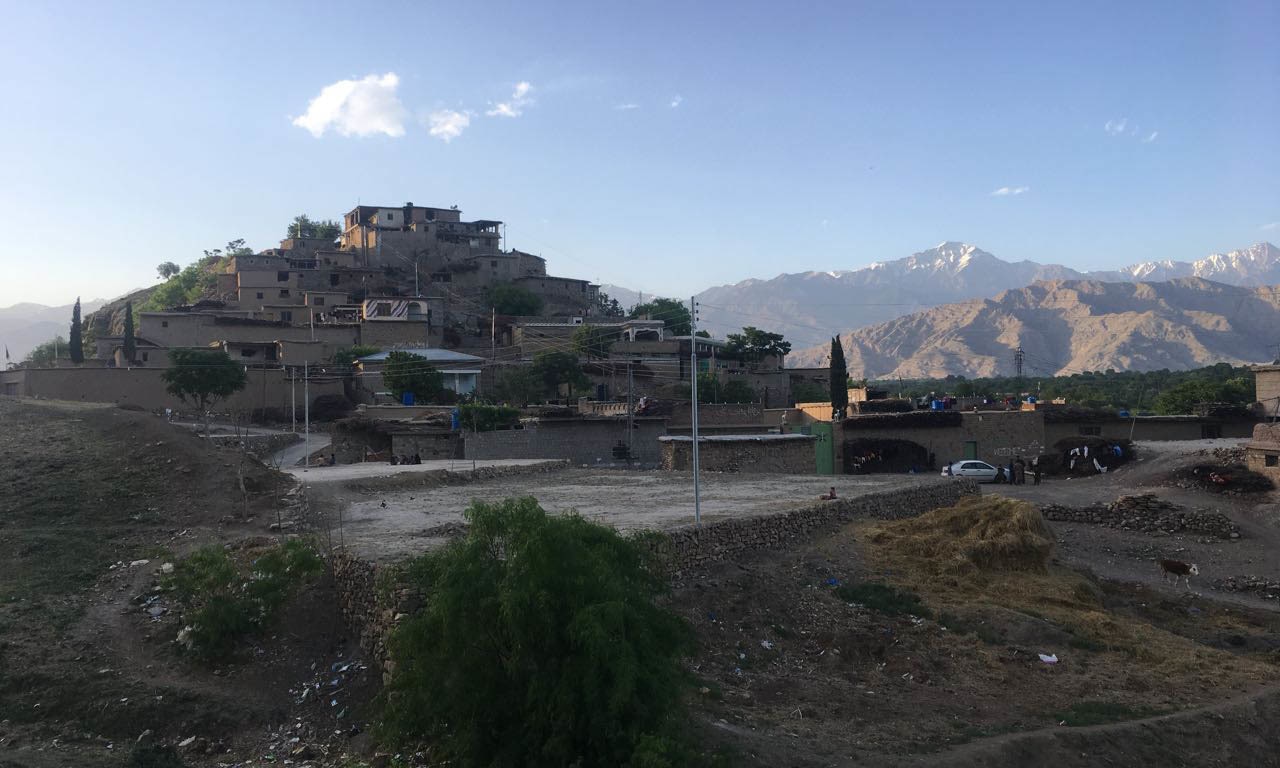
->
<box><xmin>813</xmin><ymin>422</ymin><xmax>834</xmax><ymax>475</ymax></box>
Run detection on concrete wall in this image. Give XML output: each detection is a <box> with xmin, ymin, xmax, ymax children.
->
<box><xmin>391</xmin><ymin>432</ymin><xmax>461</xmax><ymax>460</ymax></box>
<box><xmin>838</xmin><ymin>410</ymin><xmax>1045</xmax><ymax>470</ymax></box>
<box><xmin>668</xmin><ymin>402</ymin><xmax>765</xmax><ymax>427</ymax></box>
<box><xmin>463</xmin><ymin>418</ymin><xmax>667</xmax><ymax>465</ymax></box>
<box><xmin>2</xmin><ymin>367</ymin><xmax>345</xmax><ymax>415</ymax></box>
<box><xmin>1256</xmin><ymin>367</ymin><xmax>1280</xmax><ymax>410</ymax></box>
<box><xmin>360</xmin><ymin>320</ymin><xmax>440</xmax><ymax>349</ymax></box>
<box><xmin>1044</xmin><ymin>418</ymin><xmax>1255</xmax><ymax>446</ymax></box>
<box><xmin>1246</xmin><ymin>422</ymin><xmax>1280</xmax><ymax>482</ymax></box>
<box><xmin>661</xmin><ymin>435</ymin><xmax>816</xmax><ymax>473</ymax></box>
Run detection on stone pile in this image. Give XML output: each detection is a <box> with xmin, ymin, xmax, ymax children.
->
<box><xmin>1214</xmin><ymin>575</ymin><xmax>1280</xmax><ymax>601</ymax></box>
<box><xmin>1041</xmin><ymin>494</ymin><xmax>1240</xmax><ymax>539</ymax></box>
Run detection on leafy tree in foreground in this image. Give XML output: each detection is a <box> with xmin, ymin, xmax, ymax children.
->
<box><xmin>162</xmin><ymin>348</ymin><xmax>248</xmax><ymax>437</ymax></box>
<box><xmin>630</xmin><ymin>297</ymin><xmax>691</xmax><ymax>336</ymax></box>
<box><xmin>24</xmin><ymin>336</ymin><xmax>67</xmax><ymax>367</ymax></box>
<box><xmin>830</xmin><ymin>336</ymin><xmax>848</xmax><ymax>419</ymax></box>
<box><xmin>724</xmin><ymin>326</ymin><xmax>791</xmax><ymax>366</ymax></box>
<box><xmin>494</xmin><ymin>366</ymin><xmax>544</xmax><ymax>406</ymax></box>
<box><xmin>122</xmin><ymin>301</ymin><xmax>137</xmax><ymax>364</ymax></box>
<box><xmin>488</xmin><ymin>282</ymin><xmax>544</xmax><ymax>316</ymax></box>
<box><xmin>382</xmin><ymin>351</ymin><xmax>444</xmax><ymax>404</ymax></box>
<box><xmin>530</xmin><ymin>351</ymin><xmax>589</xmax><ymax>398</ymax></box>
<box><xmin>69</xmin><ymin>297</ymin><xmax>84</xmax><ymax>364</ymax></box>
<box><xmin>381</xmin><ymin>497</ymin><xmax>695</xmax><ymax>767</ymax></box>
<box><xmin>572</xmin><ymin>323</ymin><xmax>618</xmax><ymax>359</ymax></box>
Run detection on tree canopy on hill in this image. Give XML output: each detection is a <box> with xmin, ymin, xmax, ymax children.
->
<box><xmin>287</xmin><ymin>214</ymin><xmax>340</xmax><ymax>240</ymax></box>
<box><xmin>629</xmin><ymin>297</ymin><xmax>691</xmax><ymax>336</ymax></box>
<box><xmin>143</xmin><ymin>240</ymin><xmax>252</xmax><ymax>312</ymax></box>
<box><xmin>488</xmin><ymin>283</ymin><xmax>544</xmax><ymax>316</ymax></box>
<box><xmin>881</xmin><ymin>363</ymin><xmax>1257</xmax><ymax>413</ymax></box>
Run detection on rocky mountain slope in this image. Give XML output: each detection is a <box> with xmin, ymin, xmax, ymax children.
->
<box><xmin>697</xmin><ymin>242</ymin><xmax>1280</xmax><ymax>348</ymax></box>
<box><xmin>0</xmin><ymin>299</ymin><xmax>106</xmax><ymax>363</ymax></box>
<box><xmin>789</xmin><ymin>277</ymin><xmax>1280</xmax><ymax>378</ymax></box>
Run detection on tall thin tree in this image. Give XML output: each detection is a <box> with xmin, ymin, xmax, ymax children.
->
<box><xmin>69</xmin><ymin>297</ymin><xmax>84</xmax><ymax>364</ymax></box>
<box><xmin>830</xmin><ymin>336</ymin><xmax>848</xmax><ymax>419</ymax></box>
<box><xmin>122</xmin><ymin>301</ymin><xmax>137</xmax><ymax>365</ymax></box>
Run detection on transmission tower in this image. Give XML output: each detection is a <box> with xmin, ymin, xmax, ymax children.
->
<box><xmin>1013</xmin><ymin>346</ymin><xmax>1025</xmax><ymax>378</ymax></box>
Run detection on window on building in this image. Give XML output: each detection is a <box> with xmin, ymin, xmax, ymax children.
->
<box><xmin>491</xmin><ymin>260</ymin><xmax>498</xmax><ymax>268</ymax></box>
<box><xmin>330</xmin><ymin>274</ymin><xmax>340</xmax><ymax>286</ymax></box>
<box><xmin>279</xmin><ymin>289</ymin><xmax>290</xmax><ymax>298</ymax></box>
<box><xmin>161</xmin><ymin>321</ymin><xmax>168</xmax><ymax>328</ymax></box>
<box><xmin>141</xmin><ymin>352</ymin><xmax>149</xmax><ymax>362</ymax></box>
<box><xmin>386</xmin><ymin>212</ymin><xmax>394</xmax><ymax>221</ymax></box>
<box><xmin>278</xmin><ymin>271</ymin><xmax>289</xmax><ymax>281</ymax></box>
<box><xmin>1078</xmin><ymin>426</ymin><xmax>1101</xmax><ymax>436</ymax></box>
<box><xmin>1267</xmin><ymin>454</ymin><xmax>1278</xmax><ymax>468</ymax></box>
<box><xmin>241</xmin><ymin>349</ymin><xmax>256</xmax><ymax>357</ymax></box>
<box><xmin>256</xmin><ymin>292</ymin><xmax>264</xmax><ymax>300</ymax></box>
<box><xmin>314</xmin><ymin>297</ymin><xmax>325</xmax><ymax>306</ymax></box>
<box><xmin>281</xmin><ymin>311</ymin><xmax>293</xmax><ymax>322</ymax></box>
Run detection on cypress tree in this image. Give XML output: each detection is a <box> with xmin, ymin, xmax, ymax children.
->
<box><xmin>830</xmin><ymin>336</ymin><xmax>848</xmax><ymax>419</ymax></box>
<box><xmin>69</xmin><ymin>297</ymin><xmax>84</xmax><ymax>364</ymax></box>
<box><xmin>122</xmin><ymin>302</ymin><xmax>136</xmax><ymax>365</ymax></box>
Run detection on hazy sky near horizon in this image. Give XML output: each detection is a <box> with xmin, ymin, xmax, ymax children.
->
<box><xmin>1</xmin><ymin>0</ymin><xmax>1278</xmax><ymax>306</ymax></box>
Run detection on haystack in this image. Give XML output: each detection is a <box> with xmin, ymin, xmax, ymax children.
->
<box><xmin>868</xmin><ymin>496</ymin><xmax>1054</xmax><ymax>574</ymax></box>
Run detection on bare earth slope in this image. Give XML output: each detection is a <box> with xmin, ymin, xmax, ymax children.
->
<box><xmin>790</xmin><ymin>276</ymin><xmax>1280</xmax><ymax>377</ymax></box>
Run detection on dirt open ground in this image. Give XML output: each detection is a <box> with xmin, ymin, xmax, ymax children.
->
<box><xmin>5</xmin><ymin>397</ymin><xmax>1280</xmax><ymax>768</ymax></box>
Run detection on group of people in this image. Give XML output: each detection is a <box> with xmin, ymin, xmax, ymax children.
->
<box><xmin>390</xmin><ymin>453</ymin><xmax>423</xmax><ymax>465</ymax></box>
<box><xmin>997</xmin><ymin>457</ymin><xmax>1040</xmax><ymax>485</ymax></box>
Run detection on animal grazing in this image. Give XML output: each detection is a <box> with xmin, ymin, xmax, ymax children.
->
<box><xmin>1158</xmin><ymin>559</ymin><xmax>1199</xmax><ymax>589</ymax></box>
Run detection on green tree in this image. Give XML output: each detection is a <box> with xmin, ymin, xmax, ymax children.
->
<box><xmin>488</xmin><ymin>283</ymin><xmax>544</xmax><ymax>316</ymax></box>
<box><xmin>629</xmin><ymin>297</ymin><xmax>691</xmax><ymax>336</ymax></box>
<box><xmin>530</xmin><ymin>351</ymin><xmax>589</xmax><ymax>398</ymax></box>
<box><xmin>382</xmin><ymin>351</ymin><xmax>444</xmax><ymax>404</ymax></box>
<box><xmin>830</xmin><ymin>337</ymin><xmax>848</xmax><ymax>418</ymax></box>
<box><xmin>494</xmin><ymin>366</ymin><xmax>544</xmax><ymax>406</ymax></box>
<box><xmin>381</xmin><ymin>497</ymin><xmax>695</xmax><ymax>766</ymax></box>
<box><xmin>572</xmin><ymin>324</ymin><xmax>618</xmax><ymax>359</ymax></box>
<box><xmin>156</xmin><ymin>261</ymin><xmax>181</xmax><ymax>280</ymax></box>
<box><xmin>122</xmin><ymin>301</ymin><xmax>136</xmax><ymax>364</ymax></box>
<box><xmin>596</xmin><ymin>291</ymin><xmax>625</xmax><ymax>318</ymax></box>
<box><xmin>724</xmin><ymin>327</ymin><xmax>791</xmax><ymax>365</ymax></box>
<box><xmin>288</xmin><ymin>214</ymin><xmax>340</xmax><ymax>240</ymax></box>
<box><xmin>68</xmin><ymin>298</ymin><xmax>84</xmax><ymax>363</ymax></box>
<box><xmin>24</xmin><ymin>336</ymin><xmax>67</xmax><ymax>367</ymax></box>
<box><xmin>332</xmin><ymin>345</ymin><xmax>381</xmax><ymax>372</ymax></box>
<box><xmin>689</xmin><ymin>372</ymin><xmax>756</xmax><ymax>404</ymax></box>
<box><xmin>162</xmin><ymin>348</ymin><xmax>248</xmax><ymax>437</ymax></box>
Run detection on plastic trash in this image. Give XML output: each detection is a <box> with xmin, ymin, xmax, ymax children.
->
<box><xmin>1038</xmin><ymin>653</ymin><xmax>1058</xmax><ymax>664</ymax></box>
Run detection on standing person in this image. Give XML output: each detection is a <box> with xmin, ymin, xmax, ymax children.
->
<box><xmin>1007</xmin><ymin>459</ymin><xmax>1016</xmax><ymax>485</ymax></box>
<box><xmin>1014</xmin><ymin>459</ymin><xmax>1026</xmax><ymax>485</ymax></box>
<box><xmin>1032</xmin><ymin>457</ymin><xmax>1042</xmax><ymax>485</ymax></box>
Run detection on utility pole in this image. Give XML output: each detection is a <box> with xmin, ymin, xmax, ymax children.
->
<box><xmin>291</xmin><ymin>367</ymin><xmax>296</xmax><ymax>434</ymax></box>
<box><xmin>304</xmin><ymin>360</ymin><xmax>310</xmax><ymax>469</ymax></box>
<box><xmin>627</xmin><ymin>359</ymin><xmax>635</xmax><ymax>461</ymax></box>
<box><xmin>689</xmin><ymin>295</ymin><xmax>701</xmax><ymax>527</ymax></box>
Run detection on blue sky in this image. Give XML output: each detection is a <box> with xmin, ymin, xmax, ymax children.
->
<box><xmin>1</xmin><ymin>0</ymin><xmax>1277</xmax><ymax>306</ymax></box>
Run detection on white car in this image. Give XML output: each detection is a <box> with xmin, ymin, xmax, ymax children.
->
<box><xmin>941</xmin><ymin>460</ymin><xmax>1001</xmax><ymax>482</ymax></box>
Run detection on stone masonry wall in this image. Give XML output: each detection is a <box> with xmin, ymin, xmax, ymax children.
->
<box><xmin>330</xmin><ymin>477</ymin><xmax>977</xmax><ymax>676</ymax></box>
<box><xmin>464</xmin><ymin>419</ymin><xmax>666</xmax><ymax>466</ymax></box>
<box><xmin>661</xmin><ymin>436</ymin><xmax>816</xmax><ymax>473</ymax></box>
<box><xmin>1041</xmin><ymin>494</ymin><xmax>1240</xmax><ymax>539</ymax></box>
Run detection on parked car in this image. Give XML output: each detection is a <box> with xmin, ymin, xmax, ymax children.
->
<box><xmin>941</xmin><ymin>460</ymin><xmax>1000</xmax><ymax>482</ymax></box>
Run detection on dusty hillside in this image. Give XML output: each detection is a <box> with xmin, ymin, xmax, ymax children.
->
<box><xmin>790</xmin><ymin>277</ymin><xmax>1280</xmax><ymax>378</ymax></box>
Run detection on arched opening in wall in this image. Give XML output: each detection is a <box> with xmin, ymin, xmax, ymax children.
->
<box><xmin>407</xmin><ymin>302</ymin><xmax>427</xmax><ymax>322</ymax></box>
<box><xmin>844</xmin><ymin>438</ymin><xmax>929</xmax><ymax>474</ymax></box>
<box><xmin>633</xmin><ymin>329</ymin><xmax>661</xmax><ymax>341</ymax></box>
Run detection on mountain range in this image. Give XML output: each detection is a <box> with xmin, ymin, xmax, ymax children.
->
<box><xmin>694</xmin><ymin>241</ymin><xmax>1280</xmax><ymax>349</ymax></box>
<box><xmin>0</xmin><ymin>300</ymin><xmax>106</xmax><ymax>364</ymax></box>
<box><xmin>787</xmin><ymin>277</ymin><xmax>1280</xmax><ymax>378</ymax></box>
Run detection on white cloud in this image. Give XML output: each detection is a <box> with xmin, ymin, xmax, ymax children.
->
<box><xmin>426</xmin><ymin>110</ymin><xmax>471</xmax><ymax>142</ymax></box>
<box><xmin>669</xmin><ymin>94</ymin><xmax>683</xmax><ymax>108</ymax></box>
<box><xmin>991</xmin><ymin>186</ymin><xmax>1030</xmax><ymax>196</ymax></box>
<box><xmin>486</xmin><ymin>81</ymin><xmax>534</xmax><ymax>118</ymax></box>
<box><xmin>614</xmin><ymin>103</ymin><xmax>640</xmax><ymax>111</ymax></box>
<box><xmin>1262</xmin><ymin>222</ymin><xmax>1280</xmax><ymax>231</ymax></box>
<box><xmin>1142</xmin><ymin>131</ymin><xmax>1159</xmax><ymax>143</ymax></box>
<box><xmin>292</xmin><ymin>73</ymin><xmax>408</xmax><ymax>138</ymax></box>
<box><xmin>1104</xmin><ymin>118</ymin><xmax>1128</xmax><ymax>136</ymax></box>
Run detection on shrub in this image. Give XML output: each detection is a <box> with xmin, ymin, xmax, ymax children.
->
<box><xmin>168</xmin><ymin>539</ymin><xmax>323</xmax><ymax>660</ymax></box>
<box><xmin>380</xmin><ymin>498</ymin><xmax>696</xmax><ymax>766</ymax></box>
<box><xmin>834</xmin><ymin>582</ymin><xmax>931</xmax><ymax>618</ymax></box>
<box><xmin>457</xmin><ymin>403</ymin><xmax>520</xmax><ymax>431</ymax></box>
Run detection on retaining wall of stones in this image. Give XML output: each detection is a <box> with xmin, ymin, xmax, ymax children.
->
<box><xmin>1041</xmin><ymin>493</ymin><xmax>1240</xmax><ymax>539</ymax></box>
<box><xmin>330</xmin><ymin>478</ymin><xmax>979</xmax><ymax>675</ymax></box>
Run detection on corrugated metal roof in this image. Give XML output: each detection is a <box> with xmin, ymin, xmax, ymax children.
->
<box><xmin>357</xmin><ymin>348</ymin><xmax>485</xmax><ymax>364</ymax></box>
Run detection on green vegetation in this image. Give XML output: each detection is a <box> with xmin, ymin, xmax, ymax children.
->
<box><xmin>630</xmin><ymin>297</ymin><xmax>691</xmax><ymax>336</ymax></box>
<box><xmin>488</xmin><ymin>282</ymin><xmax>544</xmax><ymax>316</ymax></box>
<box><xmin>883</xmin><ymin>363</ymin><xmax>1257</xmax><ymax>413</ymax></box>
<box><xmin>790</xmin><ymin>379</ymin><xmax>827</xmax><ymax>405</ymax></box>
<box><xmin>168</xmin><ymin>539</ymin><xmax>323</xmax><ymax>660</ymax></box>
<box><xmin>572</xmin><ymin>323</ymin><xmax>619</xmax><ymax>359</ymax></box>
<box><xmin>23</xmin><ymin>335</ymin><xmax>68</xmax><ymax>366</ymax></box>
<box><xmin>155</xmin><ymin>261</ymin><xmax>181</xmax><ymax>280</ymax></box>
<box><xmin>596</xmin><ymin>290</ymin><xmax>625</xmax><ymax>317</ymax></box>
<box><xmin>457</xmin><ymin>403</ymin><xmax>521</xmax><ymax>431</ymax></box>
<box><xmin>685</xmin><ymin>372</ymin><xmax>757</xmax><ymax>404</ymax></box>
<box><xmin>381</xmin><ymin>351</ymin><xmax>444</xmax><ymax>403</ymax></box>
<box><xmin>493</xmin><ymin>366</ymin><xmax>545</xmax><ymax>406</ymax></box>
<box><xmin>68</xmin><ymin>297</ymin><xmax>84</xmax><ymax>364</ymax></box>
<box><xmin>162</xmin><ymin>348</ymin><xmax>248</xmax><ymax>435</ymax></box>
<box><xmin>122</xmin><ymin>301</ymin><xmax>137</xmax><ymax>364</ymax></box>
<box><xmin>380</xmin><ymin>498</ymin><xmax>697</xmax><ymax>767</ymax></box>
<box><xmin>142</xmin><ymin>240</ymin><xmax>251</xmax><ymax>311</ymax></box>
<box><xmin>332</xmin><ymin>344</ymin><xmax>381</xmax><ymax>371</ymax></box>
<box><xmin>1050</xmin><ymin>700</ymin><xmax>1162</xmax><ymax>727</ymax></box>
<box><xmin>531</xmin><ymin>351</ymin><xmax>590</xmax><ymax>398</ymax></box>
<box><xmin>724</xmin><ymin>326</ymin><xmax>791</xmax><ymax>364</ymax></box>
<box><xmin>287</xmin><ymin>214</ymin><xmax>340</xmax><ymax>240</ymax></box>
<box><xmin>834</xmin><ymin>582</ymin><xmax>931</xmax><ymax>618</ymax></box>
<box><xmin>830</xmin><ymin>337</ymin><xmax>848</xmax><ymax>417</ymax></box>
